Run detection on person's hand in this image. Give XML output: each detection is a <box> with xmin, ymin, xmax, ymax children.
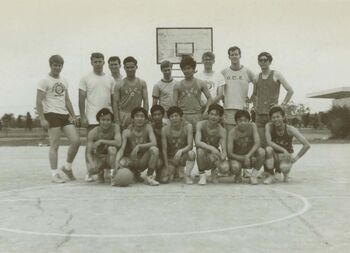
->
<box><xmin>80</xmin><ymin>116</ymin><xmax>88</xmax><ymax>128</ymax></box>
<box><xmin>93</xmin><ymin>140</ymin><xmax>103</xmax><ymax>150</ymax></box>
<box><xmin>243</xmin><ymin>155</ymin><xmax>251</xmax><ymax>168</ymax></box>
<box><xmin>211</xmin><ymin>148</ymin><xmax>221</xmax><ymax>159</ymax></box>
<box><xmin>130</xmin><ymin>145</ymin><xmax>140</xmax><ymax>160</ymax></box>
<box><xmin>40</xmin><ymin>119</ymin><xmax>49</xmax><ymax>131</ymax></box>
<box><xmin>174</xmin><ymin>149</ymin><xmax>183</xmax><ymax>161</ymax></box>
<box><xmin>70</xmin><ymin>115</ymin><xmax>78</xmax><ymax>126</ymax></box>
<box><xmin>291</xmin><ymin>155</ymin><xmax>299</xmax><ymax>163</ymax></box>
<box><xmin>221</xmin><ymin>152</ymin><xmax>227</xmax><ymax>161</ymax></box>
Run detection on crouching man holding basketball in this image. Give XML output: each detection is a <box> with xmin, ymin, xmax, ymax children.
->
<box><xmin>86</xmin><ymin>108</ymin><xmax>122</xmax><ymax>183</ymax></box>
<box><xmin>264</xmin><ymin>106</ymin><xmax>311</xmax><ymax>184</ymax></box>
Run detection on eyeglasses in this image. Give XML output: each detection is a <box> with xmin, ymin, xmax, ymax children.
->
<box><xmin>258</xmin><ymin>58</ymin><xmax>269</xmax><ymax>63</ymax></box>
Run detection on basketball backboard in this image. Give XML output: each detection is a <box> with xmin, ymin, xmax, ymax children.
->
<box><xmin>156</xmin><ymin>27</ymin><xmax>213</xmax><ymax>64</ymax></box>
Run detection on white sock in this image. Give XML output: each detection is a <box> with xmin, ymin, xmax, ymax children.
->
<box><xmin>65</xmin><ymin>162</ymin><xmax>72</xmax><ymax>170</ymax></box>
<box><xmin>51</xmin><ymin>169</ymin><xmax>59</xmax><ymax>176</ymax></box>
<box><xmin>185</xmin><ymin>160</ymin><xmax>195</xmax><ymax>176</ymax></box>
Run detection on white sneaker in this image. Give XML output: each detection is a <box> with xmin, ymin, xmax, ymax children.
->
<box><xmin>250</xmin><ymin>169</ymin><xmax>259</xmax><ymax>185</ymax></box>
<box><xmin>283</xmin><ymin>173</ymin><xmax>290</xmax><ymax>182</ymax></box>
<box><xmin>264</xmin><ymin>175</ymin><xmax>273</xmax><ymax>185</ymax></box>
<box><xmin>185</xmin><ymin>175</ymin><xmax>194</xmax><ymax>184</ymax></box>
<box><xmin>145</xmin><ymin>176</ymin><xmax>160</xmax><ymax>186</ymax></box>
<box><xmin>85</xmin><ymin>174</ymin><xmax>94</xmax><ymax>182</ymax></box>
<box><xmin>198</xmin><ymin>174</ymin><xmax>207</xmax><ymax>185</ymax></box>
<box><xmin>51</xmin><ymin>174</ymin><xmax>65</xmax><ymax>184</ymax></box>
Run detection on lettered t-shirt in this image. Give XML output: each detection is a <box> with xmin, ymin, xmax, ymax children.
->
<box><xmin>196</xmin><ymin>71</ymin><xmax>225</xmax><ymax>106</ymax></box>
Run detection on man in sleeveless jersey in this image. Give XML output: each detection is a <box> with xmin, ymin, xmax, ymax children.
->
<box><xmin>79</xmin><ymin>52</ymin><xmax>115</xmax><ymax>182</ymax></box>
<box><xmin>227</xmin><ymin>110</ymin><xmax>265</xmax><ymax>185</ymax></box>
<box><xmin>173</xmin><ymin>56</ymin><xmax>212</xmax><ymax>132</ymax></box>
<box><xmin>217</xmin><ymin>46</ymin><xmax>255</xmax><ymax>133</ymax></box>
<box><xmin>86</xmin><ymin>108</ymin><xmax>122</xmax><ymax>183</ymax></box>
<box><xmin>114</xmin><ymin>107</ymin><xmax>159</xmax><ymax>186</ymax></box>
<box><xmin>36</xmin><ymin>55</ymin><xmax>80</xmax><ymax>183</ymax></box>
<box><xmin>264</xmin><ymin>106</ymin><xmax>310</xmax><ymax>184</ymax></box>
<box><xmin>251</xmin><ymin>52</ymin><xmax>294</xmax><ymax>147</ymax></box>
<box><xmin>114</xmin><ymin>56</ymin><xmax>149</xmax><ymax>130</ymax></box>
<box><xmin>161</xmin><ymin>106</ymin><xmax>196</xmax><ymax>184</ymax></box>
<box><xmin>195</xmin><ymin>104</ymin><xmax>229</xmax><ymax>185</ymax></box>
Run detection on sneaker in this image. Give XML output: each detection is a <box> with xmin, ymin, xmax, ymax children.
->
<box><xmin>198</xmin><ymin>173</ymin><xmax>207</xmax><ymax>185</ymax></box>
<box><xmin>274</xmin><ymin>172</ymin><xmax>283</xmax><ymax>182</ymax></box>
<box><xmin>145</xmin><ymin>176</ymin><xmax>160</xmax><ymax>186</ymax></box>
<box><xmin>61</xmin><ymin>166</ymin><xmax>76</xmax><ymax>181</ymax></box>
<box><xmin>185</xmin><ymin>174</ymin><xmax>194</xmax><ymax>184</ymax></box>
<box><xmin>264</xmin><ymin>175</ymin><xmax>273</xmax><ymax>185</ymax></box>
<box><xmin>283</xmin><ymin>173</ymin><xmax>290</xmax><ymax>182</ymax></box>
<box><xmin>250</xmin><ymin>169</ymin><xmax>259</xmax><ymax>185</ymax></box>
<box><xmin>85</xmin><ymin>174</ymin><xmax>94</xmax><ymax>182</ymax></box>
<box><xmin>234</xmin><ymin>174</ymin><xmax>243</xmax><ymax>183</ymax></box>
<box><xmin>52</xmin><ymin>173</ymin><xmax>65</xmax><ymax>184</ymax></box>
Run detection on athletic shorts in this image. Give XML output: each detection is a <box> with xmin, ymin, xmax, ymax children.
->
<box><xmin>44</xmin><ymin>113</ymin><xmax>72</xmax><ymax>129</ymax></box>
<box><xmin>183</xmin><ymin>113</ymin><xmax>202</xmax><ymax>132</ymax></box>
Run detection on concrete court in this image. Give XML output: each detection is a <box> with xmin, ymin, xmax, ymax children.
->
<box><xmin>0</xmin><ymin>144</ymin><xmax>349</xmax><ymax>253</ymax></box>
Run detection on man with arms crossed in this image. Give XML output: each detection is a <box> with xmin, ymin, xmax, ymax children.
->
<box><xmin>36</xmin><ymin>55</ymin><xmax>80</xmax><ymax>183</ymax></box>
<box><xmin>79</xmin><ymin>52</ymin><xmax>115</xmax><ymax>182</ymax></box>
<box><xmin>264</xmin><ymin>106</ymin><xmax>310</xmax><ymax>184</ymax></box>
<box><xmin>195</xmin><ymin>104</ymin><xmax>229</xmax><ymax>185</ymax></box>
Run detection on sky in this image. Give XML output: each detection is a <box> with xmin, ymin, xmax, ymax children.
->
<box><xmin>1</xmin><ymin>0</ymin><xmax>350</xmax><ymax>116</ymax></box>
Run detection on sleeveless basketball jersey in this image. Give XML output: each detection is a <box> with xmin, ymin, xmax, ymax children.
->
<box><xmin>124</xmin><ymin>125</ymin><xmax>150</xmax><ymax>156</ymax></box>
<box><xmin>95</xmin><ymin>125</ymin><xmax>116</xmax><ymax>157</ymax></box>
<box><xmin>255</xmin><ymin>71</ymin><xmax>281</xmax><ymax>114</ymax></box>
<box><xmin>119</xmin><ymin>78</ymin><xmax>143</xmax><ymax>112</ymax></box>
<box><xmin>233</xmin><ymin>123</ymin><xmax>254</xmax><ymax>155</ymax></box>
<box><xmin>271</xmin><ymin>124</ymin><xmax>294</xmax><ymax>153</ymax></box>
<box><xmin>178</xmin><ymin>79</ymin><xmax>202</xmax><ymax>114</ymax></box>
<box><xmin>167</xmin><ymin>122</ymin><xmax>188</xmax><ymax>158</ymax></box>
<box><xmin>201</xmin><ymin>121</ymin><xmax>221</xmax><ymax>149</ymax></box>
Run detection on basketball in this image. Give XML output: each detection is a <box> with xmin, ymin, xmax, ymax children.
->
<box><xmin>111</xmin><ymin>168</ymin><xmax>134</xmax><ymax>187</ymax></box>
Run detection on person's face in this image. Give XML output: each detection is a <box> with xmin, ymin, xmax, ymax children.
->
<box><xmin>181</xmin><ymin>65</ymin><xmax>195</xmax><ymax>78</ymax></box>
<box><xmin>161</xmin><ymin>66</ymin><xmax>172</xmax><ymax>79</ymax></box>
<box><xmin>151</xmin><ymin>110</ymin><xmax>163</xmax><ymax>124</ymax></box>
<box><xmin>169</xmin><ymin>112</ymin><xmax>181</xmax><ymax>125</ymax></box>
<box><xmin>208</xmin><ymin>109</ymin><xmax>220</xmax><ymax>124</ymax></box>
<box><xmin>202</xmin><ymin>56</ymin><xmax>214</xmax><ymax>70</ymax></box>
<box><xmin>99</xmin><ymin>114</ymin><xmax>113</xmax><ymax>130</ymax></box>
<box><xmin>108</xmin><ymin>60</ymin><xmax>121</xmax><ymax>73</ymax></box>
<box><xmin>258</xmin><ymin>56</ymin><xmax>271</xmax><ymax>70</ymax></box>
<box><xmin>124</xmin><ymin>62</ymin><xmax>137</xmax><ymax>77</ymax></box>
<box><xmin>133</xmin><ymin>112</ymin><xmax>146</xmax><ymax>126</ymax></box>
<box><xmin>271</xmin><ymin>112</ymin><xmax>284</xmax><ymax>127</ymax></box>
<box><xmin>50</xmin><ymin>62</ymin><xmax>63</xmax><ymax>76</ymax></box>
<box><xmin>229</xmin><ymin>49</ymin><xmax>241</xmax><ymax>64</ymax></box>
<box><xmin>236</xmin><ymin>116</ymin><xmax>250</xmax><ymax>130</ymax></box>
<box><xmin>91</xmin><ymin>57</ymin><xmax>104</xmax><ymax>72</ymax></box>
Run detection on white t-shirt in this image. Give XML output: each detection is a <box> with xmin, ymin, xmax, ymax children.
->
<box><xmin>79</xmin><ymin>72</ymin><xmax>114</xmax><ymax>124</ymax></box>
<box><xmin>152</xmin><ymin>79</ymin><xmax>177</xmax><ymax>111</ymax></box>
<box><xmin>196</xmin><ymin>70</ymin><xmax>225</xmax><ymax>105</ymax></box>
<box><xmin>37</xmin><ymin>75</ymin><xmax>69</xmax><ymax>114</ymax></box>
<box><xmin>220</xmin><ymin>66</ymin><xmax>255</xmax><ymax>110</ymax></box>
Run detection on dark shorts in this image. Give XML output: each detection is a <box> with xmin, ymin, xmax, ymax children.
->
<box><xmin>44</xmin><ymin>113</ymin><xmax>72</xmax><ymax>129</ymax></box>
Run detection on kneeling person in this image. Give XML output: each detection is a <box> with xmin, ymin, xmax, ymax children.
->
<box><xmin>114</xmin><ymin>107</ymin><xmax>160</xmax><ymax>186</ymax></box>
<box><xmin>87</xmin><ymin>108</ymin><xmax>122</xmax><ymax>182</ymax></box>
<box><xmin>264</xmin><ymin>106</ymin><xmax>310</xmax><ymax>184</ymax></box>
<box><xmin>227</xmin><ymin>110</ymin><xmax>265</xmax><ymax>184</ymax></box>
<box><xmin>161</xmin><ymin>106</ymin><xmax>195</xmax><ymax>184</ymax></box>
<box><xmin>195</xmin><ymin>104</ymin><xmax>229</xmax><ymax>185</ymax></box>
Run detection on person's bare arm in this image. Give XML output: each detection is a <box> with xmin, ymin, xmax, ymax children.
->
<box><xmin>195</xmin><ymin>121</ymin><xmax>216</xmax><ymax>152</ymax></box>
<box><xmin>214</xmin><ymin>85</ymin><xmax>224</xmax><ymax>104</ymax></box>
<box><xmin>115</xmin><ymin>130</ymin><xmax>129</xmax><ymax>168</ymax></box>
<box><xmin>246</xmin><ymin>124</ymin><xmax>260</xmax><ymax>158</ymax></box>
<box><xmin>113</xmin><ymin>84</ymin><xmax>121</xmax><ymax>124</ymax></box>
<box><xmin>219</xmin><ymin>127</ymin><xmax>227</xmax><ymax>160</ymax></box>
<box><xmin>288</xmin><ymin>126</ymin><xmax>311</xmax><ymax>162</ymax></box>
<box><xmin>137</xmin><ymin>124</ymin><xmax>157</xmax><ymax>150</ymax></box>
<box><xmin>99</xmin><ymin>124</ymin><xmax>122</xmax><ymax>148</ymax></box>
<box><xmin>65</xmin><ymin>90</ymin><xmax>77</xmax><ymax>125</ymax></box>
<box><xmin>265</xmin><ymin>123</ymin><xmax>289</xmax><ymax>154</ymax></box>
<box><xmin>152</xmin><ymin>97</ymin><xmax>159</xmax><ymax>106</ymax></box>
<box><xmin>275</xmin><ymin>71</ymin><xmax>294</xmax><ymax>106</ymax></box>
<box><xmin>36</xmin><ymin>90</ymin><xmax>49</xmax><ymax>129</ymax></box>
<box><xmin>180</xmin><ymin>124</ymin><xmax>194</xmax><ymax>154</ymax></box>
<box><xmin>201</xmin><ymin>81</ymin><xmax>212</xmax><ymax>113</ymax></box>
<box><xmin>173</xmin><ymin>83</ymin><xmax>179</xmax><ymax>106</ymax></box>
<box><xmin>87</xmin><ymin>129</ymin><xmax>97</xmax><ymax>167</ymax></box>
<box><xmin>161</xmin><ymin>127</ymin><xmax>169</xmax><ymax>168</ymax></box>
<box><xmin>142</xmin><ymin>81</ymin><xmax>149</xmax><ymax>112</ymax></box>
<box><xmin>78</xmin><ymin>89</ymin><xmax>87</xmax><ymax>126</ymax></box>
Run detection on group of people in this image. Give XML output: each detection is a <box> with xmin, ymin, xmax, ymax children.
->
<box><xmin>36</xmin><ymin>46</ymin><xmax>310</xmax><ymax>186</ymax></box>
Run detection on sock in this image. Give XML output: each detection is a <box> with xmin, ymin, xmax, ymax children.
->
<box><xmin>65</xmin><ymin>162</ymin><xmax>72</xmax><ymax>170</ymax></box>
<box><xmin>185</xmin><ymin>160</ymin><xmax>195</xmax><ymax>176</ymax></box>
<box><xmin>51</xmin><ymin>169</ymin><xmax>59</xmax><ymax>176</ymax></box>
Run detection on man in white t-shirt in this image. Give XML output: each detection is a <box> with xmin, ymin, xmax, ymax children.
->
<box><xmin>152</xmin><ymin>60</ymin><xmax>177</xmax><ymax>113</ymax></box>
<box><xmin>36</xmin><ymin>55</ymin><xmax>80</xmax><ymax>183</ymax></box>
<box><xmin>79</xmin><ymin>52</ymin><xmax>115</xmax><ymax>182</ymax></box>
<box><xmin>196</xmin><ymin>51</ymin><xmax>225</xmax><ymax>109</ymax></box>
<box><xmin>217</xmin><ymin>46</ymin><xmax>255</xmax><ymax>132</ymax></box>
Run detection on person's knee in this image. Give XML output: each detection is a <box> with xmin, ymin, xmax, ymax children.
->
<box><xmin>230</xmin><ymin>161</ymin><xmax>241</xmax><ymax>175</ymax></box>
<box><xmin>218</xmin><ymin>160</ymin><xmax>230</xmax><ymax>174</ymax></box>
<box><xmin>119</xmin><ymin>158</ymin><xmax>129</xmax><ymax>168</ymax></box>
<box><xmin>265</xmin><ymin>146</ymin><xmax>274</xmax><ymax>158</ymax></box>
<box><xmin>188</xmin><ymin>150</ymin><xmax>196</xmax><ymax>161</ymax></box>
<box><xmin>257</xmin><ymin>147</ymin><xmax>265</xmax><ymax>158</ymax></box>
<box><xmin>149</xmin><ymin>146</ymin><xmax>159</xmax><ymax>156</ymax></box>
<box><xmin>107</xmin><ymin>146</ymin><xmax>117</xmax><ymax>155</ymax></box>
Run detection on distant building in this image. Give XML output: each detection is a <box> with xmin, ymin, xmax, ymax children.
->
<box><xmin>307</xmin><ymin>87</ymin><xmax>350</xmax><ymax>107</ymax></box>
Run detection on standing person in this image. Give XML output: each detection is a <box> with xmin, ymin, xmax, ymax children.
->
<box><xmin>264</xmin><ymin>106</ymin><xmax>310</xmax><ymax>184</ymax></box>
<box><xmin>152</xmin><ymin>60</ymin><xmax>177</xmax><ymax>113</ymax></box>
<box><xmin>108</xmin><ymin>56</ymin><xmax>123</xmax><ymax>84</ymax></box>
<box><xmin>114</xmin><ymin>107</ymin><xmax>160</xmax><ymax>186</ymax></box>
<box><xmin>86</xmin><ymin>108</ymin><xmax>121</xmax><ymax>183</ymax></box>
<box><xmin>195</xmin><ymin>104</ymin><xmax>228</xmax><ymax>185</ymax></box>
<box><xmin>114</xmin><ymin>56</ymin><xmax>149</xmax><ymax>130</ymax></box>
<box><xmin>217</xmin><ymin>46</ymin><xmax>255</xmax><ymax>133</ymax></box>
<box><xmin>251</xmin><ymin>52</ymin><xmax>294</xmax><ymax>147</ymax></box>
<box><xmin>26</xmin><ymin>112</ymin><xmax>33</xmax><ymax>131</ymax></box>
<box><xmin>173</xmin><ymin>56</ymin><xmax>212</xmax><ymax>131</ymax></box>
<box><xmin>227</xmin><ymin>110</ymin><xmax>265</xmax><ymax>185</ymax></box>
<box><xmin>79</xmin><ymin>52</ymin><xmax>115</xmax><ymax>182</ymax></box>
<box><xmin>161</xmin><ymin>106</ymin><xmax>196</xmax><ymax>184</ymax></box>
<box><xmin>36</xmin><ymin>55</ymin><xmax>80</xmax><ymax>183</ymax></box>
<box><xmin>196</xmin><ymin>52</ymin><xmax>225</xmax><ymax>108</ymax></box>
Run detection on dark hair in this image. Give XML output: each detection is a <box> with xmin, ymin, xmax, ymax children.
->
<box><xmin>131</xmin><ymin>107</ymin><xmax>148</xmax><ymax>119</ymax></box>
<box><xmin>208</xmin><ymin>104</ymin><xmax>224</xmax><ymax>116</ymax></box>
<box><xmin>269</xmin><ymin>106</ymin><xmax>285</xmax><ymax>118</ymax></box>
<box><xmin>234</xmin><ymin>110</ymin><xmax>251</xmax><ymax>122</ymax></box>
<box><xmin>167</xmin><ymin>106</ymin><xmax>183</xmax><ymax>117</ymax></box>
<box><xmin>49</xmin><ymin>55</ymin><xmax>64</xmax><ymax>66</ymax></box>
<box><xmin>258</xmin><ymin>52</ymin><xmax>273</xmax><ymax>62</ymax></box>
<box><xmin>202</xmin><ymin>51</ymin><xmax>215</xmax><ymax>60</ymax></box>
<box><xmin>96</xmin><ymin>108</ymin><xmax>114</xmax><ymax>122</ymax></box>
<box><xmin>90</xmin><ymin>52</ymin><xmax>104</xmax><ymax>60</ymax></box>
<box><xmin>150</xmin><ymin>105</ymin><xmax>165</xmax><ymax>115</ymax></box>
<box><xmin>123</xmin><ymin>56</ymin><xmax>137</xmax><ymax>65</ymax></box>
<box><xmin>108</xmin><ymin>56</ymin><xmax>121</xmax><ymax>64</ymax></box>
<box><xmin>180</xmin><ymin>56</ymin><xmax>196</xmax><ymax>70</ymax></box>
<box><xmin>227</xmin><ymin>46</ymin><xmax>241</xmax><ymax>56</ymax></box>
<box><xmin>160</xmin><ymin>60</ymin><xmax>172</xmax><ymax>70</ymax></box>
